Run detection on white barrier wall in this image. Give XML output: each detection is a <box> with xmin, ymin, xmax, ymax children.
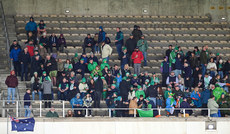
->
<box><xmin>1</xmin><ymin>117</ymin><xmax>230</xmax><ymax>134</ymax></box>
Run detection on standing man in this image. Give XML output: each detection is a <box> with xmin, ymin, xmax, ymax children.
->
<box><xmin>132</xmin><ymin>25</ymin><xmax>142</xmax><ymax>44</ymax></box>
<box><xmin>41</xmin><ymin>74</ymin><xmax>53</xmax><ymax>108</ymax></box>
<box><xmin>137</xmin><ymin>35</ymin><xmax>148</xmax><ymax>66</ymax></box>
<box><xmin>115</xmin><ymin>27</ymin><xmax>124</xmax><ymax>59</ymax></box>
<box><xmin>44</xmin><ymin>55</ymin><xmax>57</xmax><ymax>86</ymax></box>
<box><xmin>83</xmin><ymin>34</ymin><xmax>94</xmax><ymax>53</ymax></box>
<box><xmin>131</xmin><ymin>47</ymin><xmax>144</xmax><ymax>75</ymax></box>
<box><xmin>101</xmin><ymin>41</ymin><xmax>113</xmax><ymax>64</ymax></box>
<box><xmin>200</xmin><ymin>46</ymin><xmax>208</xmax><ymax>77</ymax></box>
<box><xmin>98</xmin><ymin>26</ymin><xmax>106</xmax><ymax>53</ymax></box>
<box><xmin>125</xmin><ymin>34</ymin><xmax>136</xmax><ymax>65</ymax></box>
<box><xmin>10</xmin><ymin>46</ymin><xmax>21</xmax><ymax>76</ymax></box>
<box><xmin>161</xmin><ymin>57</ymin><xmax>171</xmax><ymax>87</ymax></box>
<box><xmin>94</xmin><ymin>77</ymin><xmax>103</xmax><ymax>108</ymax></box>
<box><xmin>18</xmin><ymin>47</ymin><xmax>31</xmax><ymax>81</ymax></box>
<box><xmin>166</xmin><ymin>45</ymin><xmax>173</xmax><ymax>58</ymax></box>
<box><xmin>24</xmin><ymin>89</ymin><xmax>31</xmax><ymax>117</ymax></box>
<box><xmin>5</xmin><ymin>70</ymin><xmax>18</xmax><ymax>105</ymax></box>
<box><xmin>208</xmin><ymin>95</ymin><xmax>219</xmax><ymax>117</ymax></box>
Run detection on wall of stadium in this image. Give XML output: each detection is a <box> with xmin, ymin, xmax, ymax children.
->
<box><xmin>1</xmin><ymin>118</ymin><xmax>230</xmax><ymax>134</ymax></box>
<box><xmin>2</xmin><ymin>0</ymin><xmax>230</xmax><ymax>22</ymax></box>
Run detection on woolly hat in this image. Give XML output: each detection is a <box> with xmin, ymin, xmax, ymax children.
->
<box><xmin>137</xmin><ymin>85</ymin><xmax>142</xmax><ymax>90</ymax></box>
<box><xmin>82</xmin><ymin>77</ymin><xmax>86</xmax><ymax>83</ymax></box>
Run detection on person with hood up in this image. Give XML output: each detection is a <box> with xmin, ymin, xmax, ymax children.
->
<box><xmin>70</xmin><ymin>93</ymin><xmax>83</xmax><ymax>117</ymax></box>
<box><xmin>98</xmin><ymin>26</ymin><xmax>106</xmax><ymax>53</ymax></box>
<box><xmin>190</xmin><ymin>87</ymin><xmax>202</xmax><ymax>108</ymax></box>
<box><xmin>57</xmin><ymin>34</ymin><xmax>66</xmax><ymax>53</ymax></box>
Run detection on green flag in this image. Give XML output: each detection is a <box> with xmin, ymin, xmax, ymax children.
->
<box><xmin>137</xmin><ymin>109</ymin><xmax>153</xmax><ymax>117</ymax></box>
<box><xmin>213</xmin><ymin>87</ymin><xmax>226</xmax><ymax>101</ymax></box>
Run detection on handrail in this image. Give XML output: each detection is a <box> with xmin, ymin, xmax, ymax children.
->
<box><xmin>16</xmin><ymin>87</ymin><xmax>22</xmax><ymax>117</ymax></box>
<box><xmin>1</xmin><ymin>100</ymin><xmax>229</xmax><ymax>118</ymax></box>
<box><xmin>0</xmin><ymin>1</ymin><xmax>11</xmax><ymax>70</ymax></box>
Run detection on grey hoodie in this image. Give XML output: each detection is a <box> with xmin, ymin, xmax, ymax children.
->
<box><xmin>207</xmin><ymin>98</ymin><xmax>219</xmax><ymax>115</ymax></box>
<box><xmin>41</xmin><ymin>80</ymin><xmax>53</xmax><ymax>94</ymax></box>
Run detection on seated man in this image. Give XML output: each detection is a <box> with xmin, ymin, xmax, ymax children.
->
<box><xmin>83</xmin><ymin>34</ymin><xmax>94</xmax><ymax>53</ymax></box>
<box><xmin>39</xmin><ymin>33</ymin><xmax>49</xmax><ymax>52</ymax></box>
<box><xmin>73</xmin><ymin>59</ymin><xmax>86</xmax><ymax>77</ymax></box>
<box><xmin>49</xmin><ymin>33</ymin><xmax>58</xmax><ymax>52</ymax></box>
<box><xmin>46</xmin><ymin>107</ymin><xmax>59</xmax><ymax>118</ymax></box>
<box><xmin>37</xmin><ymin>20</ymin><xmax>46</xmax><ymax>36</ymax></box>
<box><xmin>70</xmin><ymin>93</ymin><xmax>83</xmax><ymax>117</ymax></box>
<box><xmin>58</xmin><ymin>77</ymin><xmax>69</xmax><ymax>101</ymax></box>
<box><xmin>166</xmin><ymin>71</ymin><xmax>179</xmax><ymax>87</ymax></box>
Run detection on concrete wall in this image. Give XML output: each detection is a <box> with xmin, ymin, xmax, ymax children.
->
<box><xmin>1</xmin><ymin>117</ymin><xmax>230</xmax><ymax>134</ymax></box>
<box><xmin>1</xmin><ymin>0</ymin><xmax>230</xmax><ymax>22</ymax></box>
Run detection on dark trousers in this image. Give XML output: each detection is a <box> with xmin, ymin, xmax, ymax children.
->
<box><xmin>21</xmin><ymin>63</ymin><xmax>28</xmax><ymax>81</ymax></box>
<box><xmin>43</xmin><ymin>94</ymin><xmax>52</xmax><ymax>108</ymax></box>
<box><xmin>73</xmin><ymin>106</ymin><xmax>82</xmax><ymax>117</ymax></box>
<box><xmin>201</xmin><ymin>103</ymin><xmax>208</xmax><ymax>116</ymax></box>
<box><xmin>83</xmin><ymin>106</ymin><xmax>92</xmax><ymax>116</ymax></box>
<box><xmin>13</xmin><ymin>61</ymin><xmax>21</xmax><ymax>76</ymax></box>
<box><xmin>58</xmin><ymin>91</ymin><xmax>68</xmax><ymax>100</ymax></box>
<box><xmin>94</xmin><ymin>91</ymin><xmax>102</xmax><ymax>108</ymax></box>
<box><xmin>162</xmin><ymin>73</ymin><xmax>169</xmax><ymax>87</ymax></box>
<box><xmin>83</xmin><ymin>44</ymin><xmax>94</xmax><ymax>53</ymax></box>
<box><xmin>185</xmin><ymin>78</ymin><xmax>192</xmax><ymax>91</ymax></box>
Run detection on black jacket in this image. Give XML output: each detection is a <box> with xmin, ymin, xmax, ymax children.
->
<box><xmin>146</xmin><ymin>85</ymin><xmax>158</xmax><ymax>98</ymax></box>
<box><xmin>18</xmin><ymin>51</ymin><xmax>31</xmax><ymax>64</ymax></box>
<box><xmin>125</xmin><ymin>38</ymin><xmax>136</xmax><ymax>54</ymax></box>
<box><xmin>95</xmin><ymin>78</ymin><xmax>103</xmax><ymax>92</ymax></box>
<box><xmin>44</xmin><ymin>57</ymin><xmax>57</xmax><ymax>72</ymax></box>
<box><xmin>119</xmin><ymin>80</ymin><xmax>130</xmax><ymax>96</ymax></box>
<box><xmin>84</xmin><ymin>37</ymin><xmax>94</xmax><ymax>46</ymax></box>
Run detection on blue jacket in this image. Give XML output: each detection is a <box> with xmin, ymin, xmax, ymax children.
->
<box><xmin>98</xmin><ymin>26</ymin><xmax>106</xmax><ymax>43</ymax></box>
<box><xmin>190</xmin><ymin>91</ymin><xmax>202</xmax><ymax>107</ymax></box>
<box><xmin>174</xmin><ymin>57</ymin><xmax>183</xmax><ymax>70</ymax></box>
<box><xmin>70</xmin><ymin>97</ymin><xmax>83</xmax><ymax>108</ymax></box>
<box><xmin>10</xmin><ymin>48</ymin><xmax>21</xmax><ymax>61</ymax></box>
<box><xmin>25</xmin><ymin>21</ymin><xmax>37</xmax><ymax>31</ymax></box>
<box><xmin>115</xmin><ymin>31</ymin><xmax>124</xmax><ymax>45</ymax></box>
<box><xmin>201</xmin><ymin>89</ymin><xmax>211</xmax><ymax>104</ymax></box>
<box><xmin>24</xmin><ymin>93</ymin><xmax>31</xmax><ymax>106</ymax></box>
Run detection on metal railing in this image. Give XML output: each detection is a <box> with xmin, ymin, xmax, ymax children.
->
<box><xmin>1</xmin><ymin>100</ymin><xmax>230</xmax><ymax>118</ymax></box>
<box><xmin>0</xmin><ymin>1</ymin><xmax>11</xmax><ymax>69</ymax></box>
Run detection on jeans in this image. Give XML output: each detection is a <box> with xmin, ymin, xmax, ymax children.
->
<box><xmin>103</xmin><ymin>57</ymin><xmax>110</xmax><ymax>64</ymax></box>
<box><xmin>94</xmin><ymin>45</ymin><xmax>100</xmax><ymax>53</ymax></box>
<box><xmin>58</xmin><ymin>91</ymin><xmax>68</xmax><ymax>100</ymax></box>
<box><xmin>218</xmin><ymin>71</ymin><xmax>223</xmax><ymax>79</ymax></box>
<box><xmin>21</xmin><ymin>63</ymin><xmax>28</xmax><ymax>81</ymax></box>
<box><xmin>149</xmin><ymin>97</ymin><xmax>156</xmax><ymax>107</ymax></box>
<box><xmin>7</xmin><ymin>87</ymin><xmax>15</xmax><ymax>104</ymax></box>
<box><xmin>210</xmin><ymin>113</ymin><xmax>218</xmax><ymax>117</ymax></box>
<box><xmin>24</xmin><ymin>105</ymin><xmax>31</xmax><ymax>117</ymax></box>
<box><xmin>142</xmin><ymin>51</ymin><xmax>147</xmax><ymax>66</ymax></box>
<box><xmin>174</xmin><ymin>69</ymin><xmax>181</xmax><ymax>77</ymax></box>
<box><xmin>201</xmin><ymin>64</ymin><xmax>206</xmax><ymax>78</ymax></box>
<box><xmin>210</xmin><ymin>71</ymin><xmax>215</xmax><ymax>78</ymax></box>
<box><xmin>156</xmin><ymin>98</ymin><xmax>162</xmax><ymax>107</ymax></box>
<box><xmin>32</xmin><ymin>91</ymin><xmax>42</xmax><ymax>100</ymax></box>
<box><xmin>116</xmin><ymin>43</ymin><xmax>122</xmax><ymax>58</ymax></box>
<box><xmin>134</xmin><ymin>63</ymin><xmax>141</xmax><ymax>75</ymax></box>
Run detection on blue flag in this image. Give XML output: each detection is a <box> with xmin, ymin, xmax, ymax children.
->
<box><xmin>10</xmin><ymin>117</ymin><xmax>35</xmax><ymax>132</ymax></box>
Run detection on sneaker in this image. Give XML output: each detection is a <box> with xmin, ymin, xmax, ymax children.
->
<box><xmin>12</xmin><ymin>103</ymin><xmax>15</xmax><ymax>105</ymax></box>
<box><xmin>89</xmin><ymin>115</ymin><xmax>92</xmax><ymax>117</ymax></box>
<box><xmin>6</xmin><ymin>103</ymin><xmax>10</xmax><ymax>105</ymax></box>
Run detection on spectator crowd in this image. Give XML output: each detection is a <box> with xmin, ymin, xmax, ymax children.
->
<box><xmin>5</xmin><ymin>17</ymin><xmax>230</xmax><ymax>118</ymax></box>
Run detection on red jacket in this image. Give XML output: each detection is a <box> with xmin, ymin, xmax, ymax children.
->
<box><xmin>5</xmin><ymin>75</ymin><xmax>18</xmax><ymax>88</ymax></box>
<box><xmin>131</xmin><ymin>51</ymin><xmax>144</xmax><ymax>64</ymax></box>
<box><xmin>26</xmin><ymin>45</ymin><xmax>34</xmax><ymax>57</ymax></box>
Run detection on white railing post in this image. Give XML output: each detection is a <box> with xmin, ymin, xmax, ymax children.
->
<box><xmin>62</xmin><ymin>101</ymin><xmax>65</xmax><ymax>117</ymax></box>
<box><xmin>16</xmin><ymin>101</ymin><xmax>18</xmax><ymax>117</ymax></box>
<box><xmin>208</xmin><ymin>108</ymin><xmax>210</xmax><ymax>117</ymax></box>
<box><xmin>2</xmin><ymin>100</ymin><xmax>5</xmax><ymax>117</ymax></box>
<box><xmin>134</xmin><ymin>108</ymin><xmax>136</xmax><ymax>117</ymax></box>
<box><xmin>39</xmin><ymin>100</ymin><xmax>42</xmax><ymax>117</ymax></box>
<box><xmin>183</xmin><ymin>109</ymin><xmax>186</xmax><ymax>117</ymax></box>
<box><xmin>109</xmin><ymin>109</ymin><xmax>111</xmax><ymax>117</ymax></box>
<box><xmin>86</xmin><ymin>108</ymin><xmax>88</xmax><ymax>117</ymax></box>
<box><xmin>158</xmin><ymin>108</ymin><xmax>161</xmax><ymax>116</ymax></box>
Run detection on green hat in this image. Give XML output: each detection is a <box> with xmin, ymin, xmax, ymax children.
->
<box><xmin>123</xmin><ymin>47</ymin><xmax>127</xmax><ymax>51</ymax></box>
<box><xmin>146</xmin><ymin>97</ymin><xmax>151</xmax><ymax>101</ymax></box>
<box><xmin>113</xmin><ymin>79</ymin><xmax>117</xmax><ymax>82</ymax></box>
<box><xmin>126</xmin><ymin>72</ymin><xmax>130</xmax><ymax>75</ymax></box>
<box><xmin>113</xmin><ymin>92</ymin><xmax>118</xmax><ymax>95</ymax></box>
<box><xmin>137</xmin><ymin>85</ymin><xmax>142</xmax><ymax>90</ymax></box>
<box><xmin>145</xmin><ymin>79</ymin><xmax>149</xmax><ymax>83</ymax></box>
<box><xmin>168</xmin><ymin>86</ymin><xmax>172</xmax><ymax>89</ymax></box>
<box><xmin>80</xmin><ymin>58</ymin><xmax>84</xmax><ymax>61</ymax></box>
<box><xmin>43</xmin><ymin>71</ymin><xmax>46</xmax><ymax>74</ymax></box>
<box><xmin>117</xmin><ymin>96</ymin><xmax>122</xmax><ymax>101</ymax></box>
<box><xmin>216</xmin><ymin>53</ymin><xmax>220</xmax><ymax>56</ymax></box>
<box><xmin>174</xmin><ymin>46</ymin><xmax>179</xmax><ymax>51</ymax></box>
<box><xmin>101</xmin><ymin>77</ymin><xmax>105</xmax><ymax>80</ymax></box>
<box><xmin>68</xmin><ymin>65</ymin><xmax>73</xmax><ymax>69</ymax></box>
<box><xmin>117</xmin><ymin>73</ymin><xmax>121</xmax><ymax>76</ymax></box>
<box><xmin>102</xmin><ymin>59</ymin><xmax>107</xmax><ymax>63</ymax></box>
<box><xmin>111</xmin><ymin>84</ymin><xmax>116</xmax><ymax>87</ymax></box>
<box><xmin>82</xmin><ymin>77</ymin><xmax>86</xmax><ymax>83</ymax></box>
<box><xmin>122</xmin><ymin>77</ymin><xmax>127</xmax><ymax>80</ymax></box>
<box><xmin>39</xmin><ymin>43</ymin><xmax>43</xmax><ymax>47</ymax></box>
<box><xmin>74</xmin><ymin>52</ymin><xmax>78</xmax><ymax>57</ymax></box>
<box><xmin>133</xmin><ymin>74</ymin><xmax>137</xmax><ymax>77</ymax></box>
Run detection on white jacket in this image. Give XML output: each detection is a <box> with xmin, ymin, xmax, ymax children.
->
<box><xmin>101</xmin><ymin>44</ymin><xmax>113</xmax><ymax>58</ymax></box>
<box><xmin>207</xmin><ymin>62</ymin><xmax>217</xmax><ymax>71</ymax></box>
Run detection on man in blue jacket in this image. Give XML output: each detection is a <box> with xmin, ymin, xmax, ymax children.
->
<box><xmin>24</xmin><ymin>89</ymin><xmax>31</xmax><ymax>117</ymax></box>
<box><xmin>25</xmin><ymin>17</ymin><xmax>37</xmax><ymax>38</ymax></box>
<box><xmin>98</xmin><ymin>26</ymin><xmax>106</xmax><ymax>53</ymax></box>
<box><xmin>10</xmin><ymin>46</ymin><xmax>21</xmax><ymax>76</ymax></box>
<box><xmin>115</xmin><ymin>27</ymin><xmax>124</xmax><ymax>59</ymax></box>
<box><xmin>70</xmin><ymin>93</ymin><xmax>83</xmax><ymax>117</ymax></box>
